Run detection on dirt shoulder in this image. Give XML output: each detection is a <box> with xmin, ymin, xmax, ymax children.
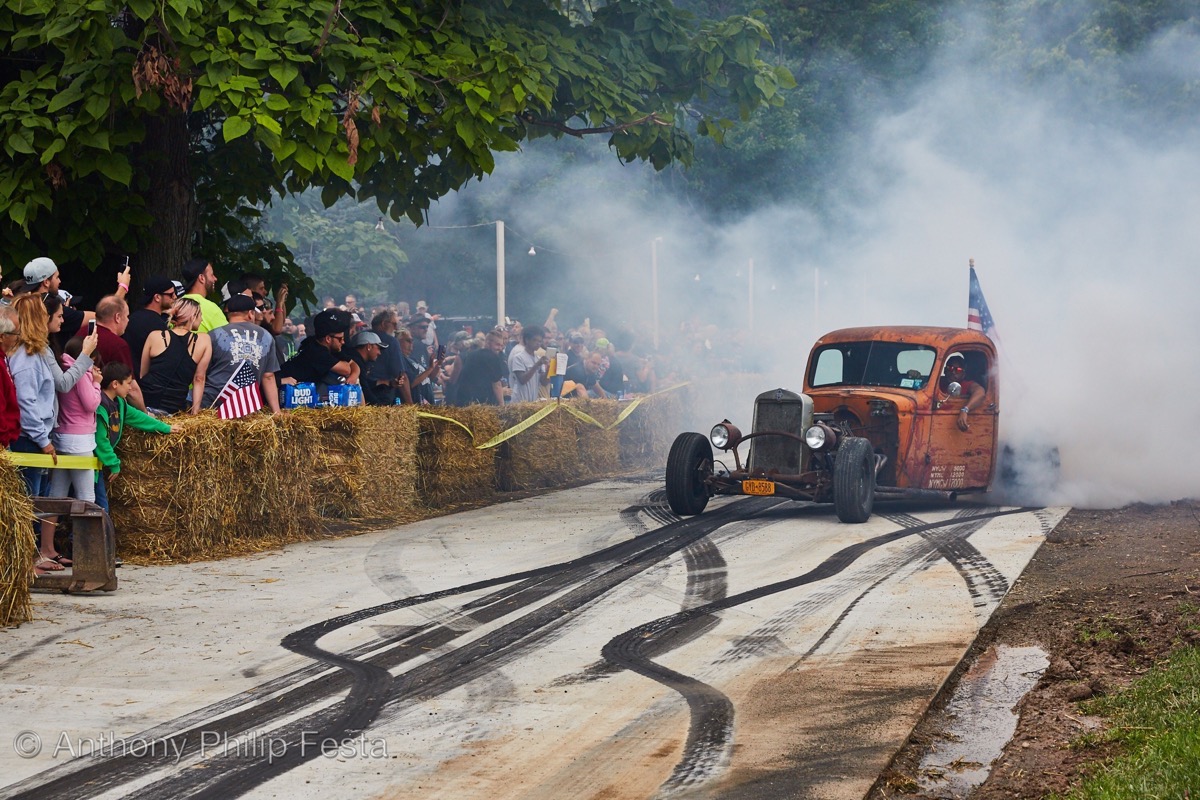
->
<box><xmin>873</xmin><ymin>500</ymin><xmax>1200</xmax><ymax>799</ymax></box>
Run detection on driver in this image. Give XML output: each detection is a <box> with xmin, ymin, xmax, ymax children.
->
<box><xmin>940</xmin><ymin>355</ymin><xmax>986</xmax><ymax>431</ymax></box>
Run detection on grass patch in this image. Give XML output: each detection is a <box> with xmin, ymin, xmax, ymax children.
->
<box><xmin>1058</xmin><ymin>646</ymin><xmax>1200</xmax><ymax>799</ymax></box>
<box><xmin>1077</xmin><ymin>615</ymin><xmax>1122</xmax><ymax>645</ymax></box>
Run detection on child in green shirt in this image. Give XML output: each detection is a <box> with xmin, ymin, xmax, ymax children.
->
<box><xmin>94</xmin><ymin>362</ymin><xmax>176</xmax><ymax>512</ymax></box>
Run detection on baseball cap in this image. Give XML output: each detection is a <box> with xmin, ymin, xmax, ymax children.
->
<box><xmin>180</xmin><ymin>260</ymin><xmax>209</xmax><ymax>286</ymax></box>
<box><xmin>142</xmin><ymin>276</ymin><xmax>175</xmax><ymax>300</ymax></box>
<box><xmin>406</xmin><ymin>313</ymin><xmax>431</xmax><ymax>326</ymax></box>
<box><xmin>24</xmin><ymin>257</ymin><xmax>58</xmax><ymax>287</ymax></box>
<box><xmin>224</xmin><ymin>294</ymin><xmax>256</xmax><ymax>313</ymax></box>
<box><xmin>595</xmin><ymin>338</ymin><xmax>610</xmax><ymax>350</ymax></box>
<box><xmin>171</xmin><ymin>280</ymin><xmax>185</xmax><ymax>296</ymax></box>
<box><xmin>569</xmin><ymin>332</ymin><xmax>585</xmax><ymax>344</ymax></box>
<box><xmin>313</xmin><ymin>308</ymin><xmax>353</xmax><ymax>338</ymax></box>
<box><xmin>416</xmin><ymin>300</ymin><xmax>428</xmax><ymax>310</ymax></box>
<box><xmin>351</xmin><ymin>330</ymin><xmax>387</xmax><ymax>348</ymax></box>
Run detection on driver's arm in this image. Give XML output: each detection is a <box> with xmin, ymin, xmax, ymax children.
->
<box><xmin>960</xmin><ymin>383</ymin><xmax>986</xmax><ymax>413</ymax></box>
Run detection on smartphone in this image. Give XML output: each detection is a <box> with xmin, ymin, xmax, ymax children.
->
<box><xmin>121</xmin><ymin>256</ymin><xmax>130</xmax><ymax>268</ymax></box>
<box><xmin>87</xmin><ymin>319</ymin><xmax>97</xmax><ymax>336</ymax></box>
<box><xmin>436</xmin><ymin>344</ymin><xmax>445</xmax><ymax>361</ymax></box>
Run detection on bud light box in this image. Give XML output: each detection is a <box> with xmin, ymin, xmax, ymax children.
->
<box><xmin>283</xmin><ymin>382</ymin><xmax>316</xmax><ymax>408</ymax></box>
<box><xmin>327</xmin><ymin>384</ymin><xmax>363</xmax><ymax>407</ymax></box>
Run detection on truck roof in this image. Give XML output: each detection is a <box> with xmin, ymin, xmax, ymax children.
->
<box><xmin>813</xmin><ymin>326</ymin><xmax>995</xmax><ymax>353</ymax></box>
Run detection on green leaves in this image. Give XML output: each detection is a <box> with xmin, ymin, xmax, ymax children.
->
<box><xmin>0</xmin><ymin>0</ymin><xmax>789</xmax><ymax>278</ymax></box>
<box><xmin>222</xmin><ymin>116</ymin><xmax>252</xmax><ymax>142</ymax></box>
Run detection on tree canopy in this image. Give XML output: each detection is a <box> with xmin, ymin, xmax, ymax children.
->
<box><xmin>0</xmin><ymin>0</ymin><xmax>793</xmax><ymax>297</ymax></box>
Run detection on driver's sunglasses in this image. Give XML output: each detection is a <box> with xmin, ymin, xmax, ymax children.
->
<box><xmin>947</xmin><ymin>365</ymin><xmax>964</xmax><ymax>372</ymax></box>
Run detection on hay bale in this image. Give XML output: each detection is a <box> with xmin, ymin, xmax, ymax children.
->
<box><xmin>497</xmin><ymin>402</ymin><xmax>583</xmax><ymax>490</ymax></box>
<box><xmin>416</xmin><ymin>405</ymin><xmax>502</xmax><ymax>507</ymax></box>
<box><xmin>572</xmin><ymin>399</ymin><xmax>621</xmax><ymax>477</ymax></box>
<box><xmin>111</xmin><ymin>412</ymin><xmax>318</xmax><ymax>562</ymax></box>
<box><xmin>619</xmin><ymin>389</ymin><xmax>687</xmax><ymax>469</ymax></box>
<box><xmin>0</xmin><ymin>460</ymin><xmax>35</xmax><ymax>627</ymax></box>
<box><xmin>340</xmin><ymin>405</ymin><xmax>419</xmax><ymax>520</ymax></box>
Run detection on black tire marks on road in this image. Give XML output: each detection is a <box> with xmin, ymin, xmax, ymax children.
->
<box><xmin>4</xmin><ymin>496</ymin><xmax>773</xmax><ymax>800</ymax></box>
<box><xmin>600</xmin><ymin>507</ymin><xmax>1034</xmax><ymax>796</ymax></box>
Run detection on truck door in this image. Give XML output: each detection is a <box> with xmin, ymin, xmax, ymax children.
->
<box><xmin>925</xmin><ymin>349</ymin><xmax>996</xmax><ymax>490</ymax></box>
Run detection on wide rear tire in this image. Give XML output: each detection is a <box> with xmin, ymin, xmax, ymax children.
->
<box><xmin>665</xmin><ymin>432</ymin><xmax>713</xmax><ymax>516</ymax></box>
<box><xmin>833</xmin><ymin>437</ymin><xmax>875</xmax><ymax>523</ymax></box>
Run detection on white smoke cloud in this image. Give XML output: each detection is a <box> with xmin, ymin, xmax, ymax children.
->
<box><xmin>410</xmin><ymin>2</ymin><xmax>1200</xmax><ymax>508</ymax></box>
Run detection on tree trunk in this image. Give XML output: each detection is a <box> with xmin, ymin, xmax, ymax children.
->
<box><xmin>131</xmin><ymin>113</ymin><xmax>195</xmax><ymax>294</ymax></box>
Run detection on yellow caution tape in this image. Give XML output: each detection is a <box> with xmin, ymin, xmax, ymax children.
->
<box><xmin>557</xmin><ymin>402</ymin><xmax>606</xmax><ymax>429</ymax></box>
<box><xmin>413</xmin><ymin>382</ymin><xmax>691</xmax><ymax>450</ymax></box>
<box><xmin>475</xmin><ymin>403</ymin><xmax>559</xmax><ymax>450</ymax></box>
<box><xmin>4</xmin><ymin>452</ymin><xmax>101</xmax><ymax>469</ymax></box>
<box><xmin>416</xmin><ymin>412</ymin><xmax>476</xmax><ymax>439</ymax></box>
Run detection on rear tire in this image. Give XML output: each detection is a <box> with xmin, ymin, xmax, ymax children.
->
<box><xmin>665</xmin><ymin>432</ymin><xmax>713</xmax><ymax>516</ymax></box>
<box><xmin>833</xmin><ymin>437</ymin><xmax>875</xmax><ymax>523</ymax></box>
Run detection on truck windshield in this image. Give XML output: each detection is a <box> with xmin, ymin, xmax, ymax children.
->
<box><xmin>809</xmin><ymin>341</ymin><xmax>937</xmax><ymax>389</ymax></box>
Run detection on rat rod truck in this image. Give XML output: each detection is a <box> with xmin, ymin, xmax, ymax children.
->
<box><xmin>665</xmin><ymin>326</ymin><xmax>999</xmax><ymax>523</ymax></box>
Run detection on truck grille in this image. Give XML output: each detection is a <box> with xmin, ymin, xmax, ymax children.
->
<box><xmin>748</xmin><ymin>389</ymin><xmax>813</xmax><ymax>474</ymax></box>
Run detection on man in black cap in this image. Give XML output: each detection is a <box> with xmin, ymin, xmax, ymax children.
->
<box><xmin>278</xmin><ymin>308</ymin><xmax>360</xmax><ymax>392</ymax></box>
<box><xmin>124</xmin><ymin>276</ymin><xmax>176</xmax><ymax>378</ymax></box>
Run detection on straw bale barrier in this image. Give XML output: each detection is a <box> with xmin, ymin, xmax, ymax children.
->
<box><xmin>0</xmin><ymin>460</ymin><xmax>35</xmax><ymax>627</ymax></box>
<box><xmin>619</xmin><ymin>389</ymin><xmax>688</xmax><ymax>468</ymax></box>
<box><xmin>416</xmin><ymin>406</ymin><xmax>503</xmax><ymax>507</ymax></box>
<box><xmin>497</xmin><ymin>402</ymin><xmax>587</xmax><ymax>490</ymax></box>
<box><xmin>0</xmin><ymin>389</ymin><xmax>687</xmax><ymax>587</ymax></box>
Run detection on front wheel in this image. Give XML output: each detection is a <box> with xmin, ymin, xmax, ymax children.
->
<box><xmin>665</xmin><ymin>432</ymin><xmax>713</xmax><ymax>516</ymax></box>
<box><xmin>833</xmin><ymin>436</ymin><xmax>875</xmax><ymax>523</ymax></box>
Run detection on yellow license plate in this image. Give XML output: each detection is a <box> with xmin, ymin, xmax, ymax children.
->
<box><xmin>742</xmin><ymin>480</ymin><xmax>775</xmax><ymax>496</ymax></box>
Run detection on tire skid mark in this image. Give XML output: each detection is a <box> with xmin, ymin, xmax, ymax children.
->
<box><xmin>6</xmin><ymin>499</ymin><xmax>771</xmax><ymax>800</ymax></box>
<box><xmin>715</xmin><ymin>514</ymin><xmax>969</xmax><ymax>664</ymax></box>
<box><xmin>601</xmin><ymin>507</ymin><xmax>1035</xmax><ymax>797</ymax></box>
<box><xmin>551</xmin><ymin>515</ymin><xmax>780</xmax><ymax>687</ymax></box>
<box><xmin>130</xmin><ymin>502</ymin><xmax>774</xmax><ymax>800</ymax></box>
<box><xmin>887</xmin><ymin>510</ymin><xmax>1010</xmax><ymax>610</ymax></box>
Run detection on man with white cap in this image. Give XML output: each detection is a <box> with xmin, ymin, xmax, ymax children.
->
<box><xmin>22</xmin><ymin>255</ymin><xmax>131</xmax><ymax>349</ymax></box>
<box><xmin>347</xmin><ymin>330</ymin><xmax>392</xmax><ymax>406</ymax></box>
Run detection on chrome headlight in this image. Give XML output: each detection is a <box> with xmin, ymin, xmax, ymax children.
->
<box><xmin>805</xmin><ymin>423</ymin><xmax>837</xmax><ymax>451</ymax></box>
<box><xmin>709</xmin><ymin>421</ymin><xmax>741</xmax><ymax>450</ymax></box>
<box><xmin>804</xmin><ymin>425</ymin><xmax>827</xmax><ymax>450</ymax></box>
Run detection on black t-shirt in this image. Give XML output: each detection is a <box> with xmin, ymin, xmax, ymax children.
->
<box><xmin>453</xmin><ymin>348</ymin><xmax>505</xmax><ymax>406</ymax></box>
<box><xmin>124</xmin><ymin>308</ymin><xmax>169</xmax><ymax>378</ymax></box>
<box><xmin>278</xmin><ymin>338</ymin><xmax>350</xmax><ymax>385</ymax></box>
<box><xmin>564</xmin><ymin>360</ymin><xmax>599</xmax><ymax>391</ymax></box>
<box><xmin>598</xmin><ymin>354</ymin><xmax>624</xmax><ymax>395</ymax></box>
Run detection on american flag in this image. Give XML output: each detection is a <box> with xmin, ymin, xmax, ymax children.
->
<box><xmin>216</xmin><ymin>360</ymin><xmax>263</xmax><ymax>420</ymax></box>
<box><xmin>967</xmin><ymin>261</ymin><xmax>998</xmax><ymax>341</ymax></box>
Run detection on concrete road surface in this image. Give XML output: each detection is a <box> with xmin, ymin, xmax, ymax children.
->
<box><xmin>0</xmin><ymin>475</ymin><xmax>1066</xmax><ymax>800</ymax></box>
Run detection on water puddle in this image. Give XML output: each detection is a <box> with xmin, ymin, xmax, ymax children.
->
<box><xmin>917</xmin><ymin>644</ymin><xmax>1048</xmax><ymax>798</ymax></box>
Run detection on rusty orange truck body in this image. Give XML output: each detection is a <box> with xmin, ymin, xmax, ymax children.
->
<box><xmin>665</xmin><ymin>326</ymin><xmax>998</xmax><ymax>523</ymax></box>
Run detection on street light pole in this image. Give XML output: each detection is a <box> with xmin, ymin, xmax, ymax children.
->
<box><xmin>651</xmin><ymin>236</ymin><xmax>662</xmax><ymax>350</ymax></box>
<box><xmin>496</xmin><ymin>220</ymin><xmax>506</xmax><ymax>326</ymax></box>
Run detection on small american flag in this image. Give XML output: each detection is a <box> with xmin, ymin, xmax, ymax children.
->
<box><xmin>216</xmin><ymin>360</ymin><xmax>263</xmax><ymax>420</ymax></box>
<box><xmin>967</xmin><ymin>261</ymin><xmax>998</xmax><ymax>341</ymax></box>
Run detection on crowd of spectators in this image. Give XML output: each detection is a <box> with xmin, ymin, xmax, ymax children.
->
<box><xmin>1</xmin><ymin>252</ymin><xmax>735</xmax><ymax>578</ymax></box>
